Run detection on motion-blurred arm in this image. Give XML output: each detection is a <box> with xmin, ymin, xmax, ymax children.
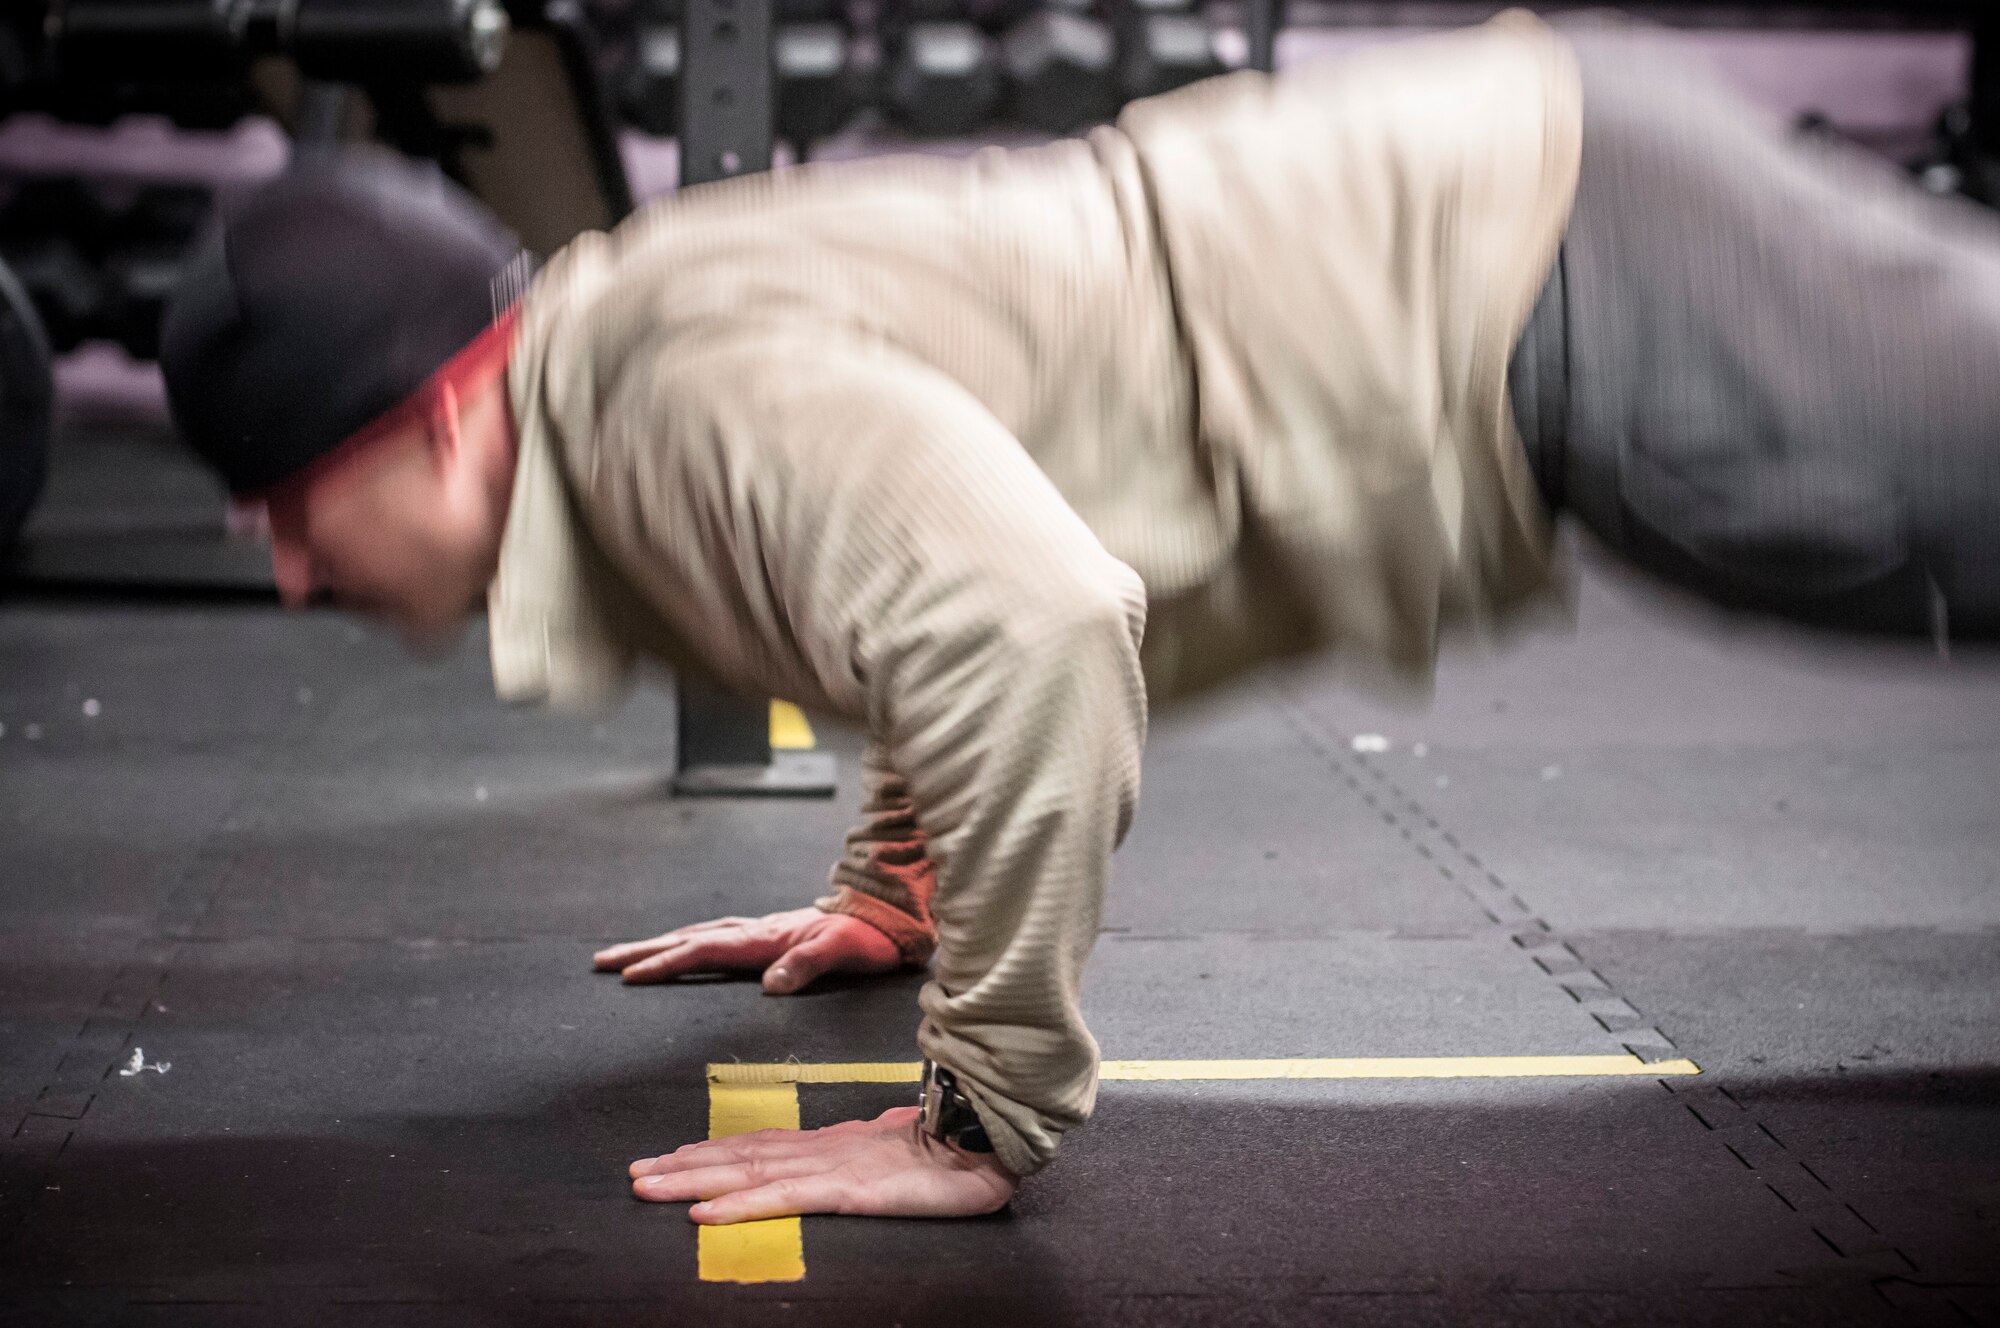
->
<box><xmin>586</xmin><ymin>329</ymin><xmax>1147</xmax><ymax>1209</ymax></box>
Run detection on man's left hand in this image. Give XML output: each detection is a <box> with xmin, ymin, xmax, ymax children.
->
<box><xmin>629</xmin><ymin>1107</ymin><xmax>1016</xmax><ymax>1222</ymax></box>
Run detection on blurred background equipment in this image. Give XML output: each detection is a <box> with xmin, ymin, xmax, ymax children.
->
<box><xmin>1002</xmin><ymin>0</ymin><xmax>1123</xmax><ymax>134</ymax></box>
<box><xmin>52</xmin><ymin>0</ymin><xmax>512</xmax><ymax>86</ymax></box>
<box><xmin>1114</xmin><ymin>0</ymin><xmax>1225</xmax><ymax>100</ymax></box>
<box><xmin>1911</xmin><ymin>8</ymin><xmax>2000</xmax><ymax>201</ymax></box>
<box><xmin>0</xmin><ymin>179</ymin><xmax>215</xmax><ymax>361</ymax></box>
<box><xmin>0</xmin><ymin>252</ymin><xmax>52</xmax><ymax>554</ymax></box>
<box><xmin>880</xmin><ymin>9</ymin><xmax>1007</xmax><ymax>137</ymax></box>
<box><xmin>0</xmin><ymin>179</ymin><xmax>109</xmax><ymax>356</ymax></box>
<box><xmin>614</xmin><ymin>0</ymin><xmax>860</xmax><ymax>154</ymax></box>
<box><xmin>776</xmin><ymin>13</ymin><xmax>860</xmax><ymax>150</ymax></box>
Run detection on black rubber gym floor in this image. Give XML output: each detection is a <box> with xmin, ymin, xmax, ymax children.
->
<box><xmin>4</xmin><ymin>431</ymin><xmax>1999</xmax><ymax>1324</ymax></box>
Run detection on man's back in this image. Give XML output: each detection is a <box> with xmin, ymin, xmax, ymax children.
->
<box><xmin>511</xmin><ymin>13</ymin><xmax>1582</xmax><ymax>714</ymax></box>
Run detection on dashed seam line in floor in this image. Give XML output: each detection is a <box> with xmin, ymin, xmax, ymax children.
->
<box><xmin>1267</xmin><ymin>683</ymin><xmax>1978</xmax><ymax>1327</ymax></box>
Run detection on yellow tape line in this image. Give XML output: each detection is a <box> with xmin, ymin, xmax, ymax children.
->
<box><xmin>697</xmin><ymin>1053</ymin><xmax>1700</xmax><ymax>1283</ymax></box>
<box><xmin>768</xmin><ymin>701</ymin><xmax>816</xmax><ymax>751</ymax></box>
<box><xmin>709</xmin><ymin>1061</ymin><xmax>922</xmax><ymax>1085</ymax></box>
<box><xmin>707</xmin><ymin>1054</ymin><xmax>1700</xmax><ymax>1086</ymax></box>
<box><xmin>696</xmin><ymin>1082</ymin><xmax>806</xmax><ymax>1284</ymax></box>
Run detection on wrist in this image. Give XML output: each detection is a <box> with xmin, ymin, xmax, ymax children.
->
<box><xmin>815</xmin><ymin>885</ymin><xmax>937</xmax><ymax>965</ymax></box>
<box><xmin>904</xmin><ymin>1111</ymin><xmax>1020</xmax><ymax>1187</ymax></box>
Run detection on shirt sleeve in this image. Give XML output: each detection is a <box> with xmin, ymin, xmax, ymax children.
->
<box><xmin>581</xmin><ymin>329</ymin><xmax>1149</xmax><ymax>1177</ymax></box>
<box><xmin>815</xmin><ymin>740</ymin><xmax>940</xmax><ymax>967</ymax></box>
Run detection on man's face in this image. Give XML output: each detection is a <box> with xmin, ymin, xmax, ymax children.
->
<box><xmin>264</xmin><ymin>421</ymin><xmax>488</xmax><ymax>647</ymax></box>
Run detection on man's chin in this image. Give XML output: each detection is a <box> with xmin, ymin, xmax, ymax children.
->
<box><xmin>396</xmin><ymin>614</ymin><xmax>472</xmax><ymax>659</ymax></box>
<box><xmin>330</xmin><ymin>589</ymin><xmax>475</xmax><ymax>658</ymax></box>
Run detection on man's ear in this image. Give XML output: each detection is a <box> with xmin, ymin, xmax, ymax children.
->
<box><xmin>428</xmin><ymin>380</ymin><xmax>464</xmax><ymax>475</ymax></box>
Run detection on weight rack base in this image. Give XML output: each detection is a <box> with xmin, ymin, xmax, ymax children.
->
<box><xmin>671</xmin><ymin>750</ymin><xmax>838</xmax><ymax>798</ymax></box>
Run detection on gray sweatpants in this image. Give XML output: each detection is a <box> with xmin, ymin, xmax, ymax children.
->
<box><xmin>1509</xmin><ymin>23</ymin><xmax>2000</xmax><ymax>638</ymax></box>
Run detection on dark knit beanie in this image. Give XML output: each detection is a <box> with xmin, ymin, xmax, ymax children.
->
<box><xmin>160</xmin><ymin>150</ymin><xmax>527</xmax><ymax>497</ymax></box>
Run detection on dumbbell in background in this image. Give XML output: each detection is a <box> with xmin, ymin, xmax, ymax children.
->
<box><xmin>0</xmin><ymin>3</ymin><xmax>259</xmax><ymax>130</ymax></box>
<box><xmin>871</xmin><ymin>0</ymin><xmax>1228</xmax><ymax>138</ymax></box>
<box><xmin>996</xmin><ymin>0</ymin><xmax>1227</xmax><ymax>134</ymax></box>
<box><xmin>596</xmin><ymin>0</ymin><xmax>1228</xmax><ymax>148</ymax></box>
<box><xmin>0</xmin><ymin>176</ymin><xmax>214</xmax><ymax>361</ymax></box>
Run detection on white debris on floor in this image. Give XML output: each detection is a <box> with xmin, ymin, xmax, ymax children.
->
<box><xmin>1350</xmin><ymin>734</ymin><xmax>1390</xmax><ymax>753</ymax></box>
<box><xmin>82</xmin><ymin>699</ymin><xmax>101</xmax><ymax>718</ymax></box>
<box><xmin>119</xmin><ymin>1048</ymin><xmax>171</xmax><ymax>1076</ymax></box>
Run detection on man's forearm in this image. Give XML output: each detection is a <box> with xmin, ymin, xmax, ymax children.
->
<box><xmin>894</xmin><ymin>581</ymin><xmax>1149</xmax><ymax>1178</ymax></box>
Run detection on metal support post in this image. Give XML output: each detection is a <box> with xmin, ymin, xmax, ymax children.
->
<box><xmin>680</xmin><ymin>0</ymin><xmax>773</xmax><ymax>183</ymax></box>
<box><xmin>670</xmin><ymin>0</ymin><xmax>834</xmax><ymax>798</ymax></box>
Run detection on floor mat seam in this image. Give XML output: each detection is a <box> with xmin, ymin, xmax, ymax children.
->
<box><xmin>1263</xmin><ymin>681</ymin><xmax>1970</xmax><ymax>1323</ymax></box>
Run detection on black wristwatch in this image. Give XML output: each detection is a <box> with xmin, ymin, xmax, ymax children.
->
<box><xmin>919</xmin><ymin>1059</ymin><xmax>994</xmax><ymax>1153</ymax></box>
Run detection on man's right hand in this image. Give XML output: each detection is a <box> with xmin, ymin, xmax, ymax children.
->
<box><xmin>592</xmin><ymin>907</ymin><xmax>904</xmax><ymax>994</ymax></box>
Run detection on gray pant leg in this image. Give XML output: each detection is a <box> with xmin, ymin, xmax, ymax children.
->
<box><xmin>1511</xmin><ymin>20</ymin><xmax>2000</xmax><ymax>637</ymax></box>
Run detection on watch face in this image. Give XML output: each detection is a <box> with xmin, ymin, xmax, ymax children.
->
<box><xmin>920</xmin><ymin>1060</ymin><xmax>946</xmax><ymax>1135</ymax></box>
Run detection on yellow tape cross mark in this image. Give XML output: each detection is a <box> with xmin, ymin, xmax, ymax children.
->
<box><xmin>696</xmin><ymin>1082</ymin><xmax>808</xmax><ymax>1284</ymax></box>
<box><xmin>697</xmin><ymin>1054</ymin><xmax>1699</xmax><ymax>1283</ymax></box>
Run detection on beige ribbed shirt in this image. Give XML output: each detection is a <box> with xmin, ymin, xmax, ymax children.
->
<box><xmin>488</xmin><ymin>13</ymin><xmax>1582</xmax><ymax>1177</ymax></box>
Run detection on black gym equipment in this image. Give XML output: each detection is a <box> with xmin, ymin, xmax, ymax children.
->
<box><xmin>0</xmin><ymin>256</ymin><xmax>53</xmax><ymax>557</ymax></box>
<box><xmin>53</xmin><ymin>0</ymin><xmax>512</xmax><ymax>87</ymax></box>
<box><xmin>881</xmin><ymin>18</ymin><xmax>1005</xmax><ymax>137</ymax></box>
<box><xmin>1002</xmin><ymin>3</ymin><xmax>1121</xmax><ymax>134</ymax></box>
<box><xmin>1934</xmin><ymin>10</ymin><xmax>1999</xmax><ymax>203</ymax></box>
<box><xmin>28</xmin><ymin>0</ymin><xmax>506</xmax><ymax>131</ymax></box>
<box><xmin>618</xmin><ymin>0</ymin><xmax>858</xmax><ymax>154</ymax></box>
<box><xmin>0</xmin><ymin>178</ymin><xmax>115</xmax><ymax>259</ymax></box>
<box><xmin>0</xmin><ymin>236</ymin><xmax>102</xmax><ymax>357</ymax></box>
<box><xmin>1900</xmin><ymin>8</ymin><xmax>1998</xmax><ymax>205</ymax></box>
<box><xmin>0</xmin><ymin>12</ymin><xmax>34</xmax><ymax>115</ymax></box>
<box><xmin>101</xmin><ymin>243</ymin><xmax>184</xmax><ymax>363</ymax></box>
<box><xmin>617</xmin><ymin>11</ymin><xmax>682</xmax><ymax>136</ymax></box>
<box><xmin>892</xmin><ymin>0</ymin><xmax>1032</xmax><ymax>30</ymax></box>
<box><xmin>1113</xmin><ymin>0</ymin><xmax>1224</xmax><ymax>102</ymax></box>
<box><xmin>14</xmin><ymin>0</ymin><xmax>263</xmax><ymax>132</ymax></box>
<box><xmin>0</xmin><ymin>178</ymin><xmax>216</xmax><ymax>362</ymax></box>
<box><xmin>110</xmin><ymin>184</ymin><xmax>216</xmax><ymax>254</ymax></box>
<box><xmin>776</xmin><ymin>20</ymin><xmax>858</xmax><ymax>152</ymax></box>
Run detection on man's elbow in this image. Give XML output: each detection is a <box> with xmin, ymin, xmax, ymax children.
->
<box><xmin>1030</xmin><ymin>560</ymin><xmax>1147</xmax><ymax>660</ymax></box>
<box><xmin>1000</xmin><ymin>564</ymin><xmax>1150</xmax><ymax>781</ymax></box>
